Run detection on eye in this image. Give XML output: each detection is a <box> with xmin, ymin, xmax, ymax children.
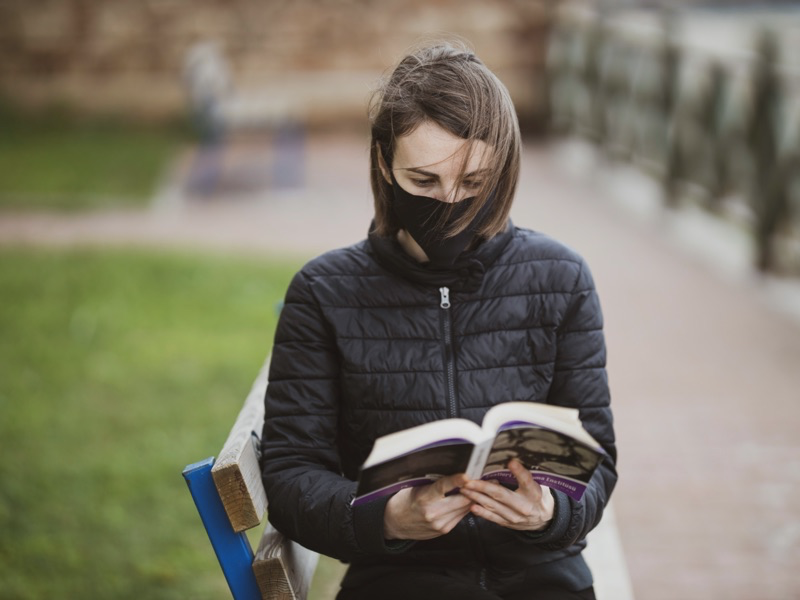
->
<box><xmin>410</xmin><ymin>178</ymin><xmax>435</xmax><ymax>187</ymax></box>
<box><xmin>462</xmin><ymin>179</ymin><xmax>483</xmax><ymax>190</ymax></box>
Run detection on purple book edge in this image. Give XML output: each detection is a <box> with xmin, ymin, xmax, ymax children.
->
<box><xmin>351</xmin><ymin>477</ymin><xmax>434</xmax><ymax>507</ymax></box>
<box><xmin>352</xmin><ymin>472</ymin><xmax>589</xmax><ymax>505</ymax></box>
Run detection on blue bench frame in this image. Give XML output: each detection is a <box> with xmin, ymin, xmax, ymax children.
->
<box><xmin>183</xmin><ymin>457</ymin><xmax>263</xmax><ymax>599</ymax></box>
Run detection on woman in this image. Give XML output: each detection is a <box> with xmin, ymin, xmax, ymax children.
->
<box><xmin>260</xmin><ymin>41</ymin><xmax>617</xmax><ymax>600</ymax></box>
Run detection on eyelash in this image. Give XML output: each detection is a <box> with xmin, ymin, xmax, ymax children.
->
<box><xmin>411</xmin><ymin>178</ymin><xmax>435</xmax><ymax>187</ymax></box>
<box><xmin>411</xmin><ymin>179</ymin><xmax>483</xmax><ymax>189</ymax></box>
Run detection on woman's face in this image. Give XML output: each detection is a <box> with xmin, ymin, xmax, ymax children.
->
<box><xmin>384</xmin><ymin>120</ymin><xmax>491</xmax><ymax>203</ymax></box>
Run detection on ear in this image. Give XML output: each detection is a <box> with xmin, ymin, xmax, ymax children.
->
<box><xmin>376</xmin><ymin>144</ymin><xmax>392</xmax><ymax>185</ymax></box>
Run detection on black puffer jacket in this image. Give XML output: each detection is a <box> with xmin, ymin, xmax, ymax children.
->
<box><xmin>261</xmin><ymin>220</ymin><xmax>617</xmax><ymax>589</ymax></box>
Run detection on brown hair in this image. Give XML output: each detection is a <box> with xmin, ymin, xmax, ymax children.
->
<box><xmin>369</xmin><ymin>40</ymin><xmax>521</xmax><ymax>239</ymax></box>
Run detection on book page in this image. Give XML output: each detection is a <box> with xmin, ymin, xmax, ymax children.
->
<box><xmin>361</xmin><ymin>418</ymin><xmax>485</xmax><ymax>467</ymax></box>
<box><xmin>354</xmin><ymin>440</ymin><xmax>474</xmax><ymax>505</ymax></box>
<box><xmin>480</xmin><ymin>424</ymin><xmax>604</xmax><ymax>500</ymax></box>
<box><xmin>482</xmin><ymin>402</ymin><xmax>602</xmax><ymax>450</ymax></box>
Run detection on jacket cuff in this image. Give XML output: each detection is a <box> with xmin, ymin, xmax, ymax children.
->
<box><xmin>519</xmin><ymin>489</ymin><xmax>571</xmax><ymax>545</ymax></box>
<box><xmin>352</xmin><ymin>496</ymin><xmax>415</xmax><ymax>555</ymax></box>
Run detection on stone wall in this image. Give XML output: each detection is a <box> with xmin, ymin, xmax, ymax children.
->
<box><xmin>0</xmin><ymin>0</ymin><xmax>555</xmax><ymax>130</ymax></box>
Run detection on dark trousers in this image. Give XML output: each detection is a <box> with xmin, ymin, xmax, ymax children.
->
<box><xmin>336</xmin><ymin>566</ymin><xmax>596</xmax><ymax>600</ymax></box>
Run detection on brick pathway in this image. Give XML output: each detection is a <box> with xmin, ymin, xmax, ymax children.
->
<box><xmin>520</xmin><ymin>142</ymin><xmax>800</xmax><ymax>600</ymax></box>
<box><xmin>2</xmin><ymin>132</ymin><xmax>799</xmax><ymax>599</ymax></box>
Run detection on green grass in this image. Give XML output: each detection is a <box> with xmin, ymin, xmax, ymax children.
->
<box><xmin>0</xmin><ymin>105</ymin><xmax>185</xmax><ymax>211</ymax></box>
<box><xmin>0</xmin><ymin>247</ymin><xmax>350</xmax><ymax>599</ymax></box>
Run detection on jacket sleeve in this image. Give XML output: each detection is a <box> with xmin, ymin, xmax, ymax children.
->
<box><xmin>530</xmin><ymin>257</ymin><xmax>618</xmax><ymax>550</ymax></box>
<box><xmin>260</xmin><ymin>269</ymin><xmax>405</xmax><ymax>561</ymax></box>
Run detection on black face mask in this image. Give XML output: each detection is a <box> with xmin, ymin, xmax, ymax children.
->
<box><xmin>390</xmin><ymin>171</ymin><xmax>489</xmax><ymax>269</ymax></box>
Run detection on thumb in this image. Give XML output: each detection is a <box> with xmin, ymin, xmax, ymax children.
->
<box><xmin>434</xmin><ymin>472</ymin><xmax>469</xmax><ymax>496</ymax></box>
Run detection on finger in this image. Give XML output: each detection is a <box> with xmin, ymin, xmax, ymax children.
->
<box><xmin>468</xmin><ymin>500</ymin><xmax>510</xmax><ymax>527</ymax></box>
<box><xmin>463</xmin><ymin>479</ymin><xmax>518</xmax><ymax>505</ymax></box>
<box><xmin>436</xmin><ymin>504</ymin><xmax>475</xmax><ymax>533</ymax></box>
<box><xmin>420</xmin><ymin>496</ymin><xmax>474</xmax><ymax>533</ymax></box>
<box><xmin>441</xmin><ymin>500</ymin><xmax>475</xmax><ymax>520</ymax></box>
<box><xmin>459</xmin><ymin>487</ymin><xmax>523</xmax><ymax>524</ymax></box>
<box><xmin>508</xmin><ymin>459</ymin><xmax>541</xmax><ymax>498</ymax></box>
<box><xmin>415</xmin><ymin>477</ymin><xmax>472</xmax><ymax>509</ymax></box>
<box><xmin>463</xmin><ymin>477</ymin><xmax>542</xmax><ymax>519</ymax></box>
<box><xmin>435</xmin><ymin>492</ymin><xmax>473</xmax><ymax>513</ymax></box>
<box><xmin>430</xmin><ymin>472</ymin><xmax>469</xmax><ymax>497</ymax></box>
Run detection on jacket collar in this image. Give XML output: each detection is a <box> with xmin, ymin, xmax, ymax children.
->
<box><xmin>367</xmin><ymin>219</ymin><xmax>514</xmax><ymax>293</ymax></box>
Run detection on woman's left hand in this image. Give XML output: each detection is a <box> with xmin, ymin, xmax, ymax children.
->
<box><xmin>460</xmin><ymin>459</ymin><xmax>554</xmax><ymax>531</ymax></box>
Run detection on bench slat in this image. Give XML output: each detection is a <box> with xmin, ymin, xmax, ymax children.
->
<box><xmin>212</xmin><ymin>359</ymin><xmax>270</xmax><ymax>532</ymax></box>
<box><xmin>253</xmin><ymin>523</ymin><xmax>320</xmax><ymax>600</ymax></box>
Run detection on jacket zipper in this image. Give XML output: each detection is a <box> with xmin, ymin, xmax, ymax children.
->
<box><xmin>439</xmin><ymin>286</ymin><xmax>458</xmax><ymax>419</ymax></box>
<box><xmin>441</xmin><ymin>288</ymin><xmax>486</xmax><ymax>588</ymax></box>
<box><xmin>466</xmin><ymin>514</ymin><xmax>489</xmax><ymax>590</ymax></box>
<box><xmin>478</xmin><ymin>567</ymin><xmax>488</xmax><ymax>591</ymax></box>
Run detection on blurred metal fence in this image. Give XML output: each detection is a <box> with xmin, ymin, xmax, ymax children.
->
<box><xmin>545</xmin><ymin>10</ymin><xmax>800</xmax><ymax>275</ymax></box>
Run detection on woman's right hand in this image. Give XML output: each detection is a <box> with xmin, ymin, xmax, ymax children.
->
<box><xmin>383</xmin><ymin>473</ymin><xmax>473</xmax><ymax>540</ymax></box>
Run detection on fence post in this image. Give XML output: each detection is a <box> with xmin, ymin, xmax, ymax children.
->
<box><xmin>747</xmin><ymin>29</ymin><xmax>785</xmax><ymax>272</ymax></box>
<box><xmin>657</xmin><ymin>10</ymin><xmax>682</xmax><ymax>207</ymax></box>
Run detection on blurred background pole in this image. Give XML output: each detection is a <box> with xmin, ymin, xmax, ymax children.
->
<box><xmin>582</xmin><ymin>15</ymin><xmax>608</xmax><ymax>144</ymax></box>
<box><xmin>747</xmin><ymin>29</ymin><xmax>784</xmax><ymax>272</ymax></box>
<box><xmin>702</xmin><ymin>61</ymin><xmax>729</xmax><ymax>209</ymax></box>
<box><xmin>657</xmin><ymin>9</ymin><xmax>682</xmax><ymax>208</ymax></box>
<box><xmin>664</xmin><ymin>57</ymin><xmax>728</xmax><ymax>211</ymax></box>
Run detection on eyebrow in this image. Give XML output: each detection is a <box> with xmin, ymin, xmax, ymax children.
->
<box><xmin>403</xmin><ymin>167</ymin><xmax>491</xmax><ymax>178</ymax></box>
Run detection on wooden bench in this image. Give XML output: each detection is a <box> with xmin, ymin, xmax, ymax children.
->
<box><xmin>182</xmin><ymin>357</ymin><xmax>319</xmax><ymax>600</ymax></box>
<box><xmin>184</xmin><ymin>356</ymin><xmax>634</xmax><ymax>600</ymax></box>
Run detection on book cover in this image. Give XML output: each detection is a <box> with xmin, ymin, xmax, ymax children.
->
<box><xmin>352</xmin><ymin>402</ymin><xmax>606</xmax><ymax>505</ymax></box>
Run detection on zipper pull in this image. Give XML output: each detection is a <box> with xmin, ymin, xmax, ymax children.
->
<box><xmin>439</xmin><ymin>286</ymin><xmax>451</xmax><ymax>309</ymax></box>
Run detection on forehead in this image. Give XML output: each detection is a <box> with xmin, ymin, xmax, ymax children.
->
<box><xmin>393</xmin><ymin>121</ymin><xmax>491</xmax><ymax>172</ymax></box>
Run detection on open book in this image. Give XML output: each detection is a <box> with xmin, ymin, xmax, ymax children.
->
<box><xmin>352</xmin><ymin>402</ymin><xmax>606</xmax><ymax>505</ymax></box>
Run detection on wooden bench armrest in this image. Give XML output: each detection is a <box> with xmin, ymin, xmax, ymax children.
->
<box><xmin>211</xmin><ymin>359</ymin><xmax>271</xmax><ymax>532</ymax></box>
<box><xmin>253</xmin><ymin>522</ymin><xmax>320</xmax><ymax>600</ymax></box>
<box><xmin>194</xmin><ymin>354</ymin><xmax>320</xmax><ymax>599</ymax></box>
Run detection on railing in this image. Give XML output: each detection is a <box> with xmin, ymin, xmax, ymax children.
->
<box><xmin>545</xmin><ymin>7</ymin><xmax>800</xmax><ymax>275</ymax></box>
